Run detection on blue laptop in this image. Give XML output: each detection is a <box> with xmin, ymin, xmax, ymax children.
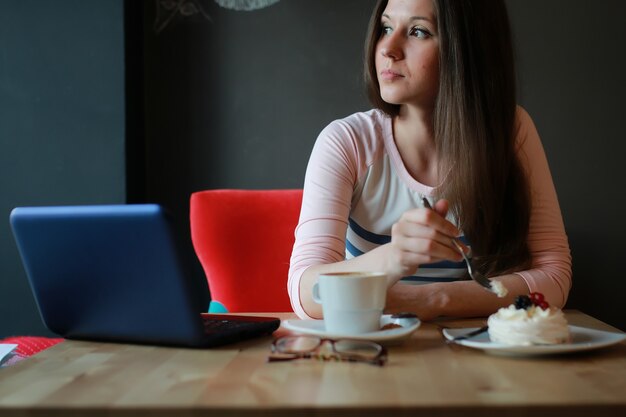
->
<box><xmin>10</xmin><ymin>204</ymin><xmax>280</xmax><ymax>348</ymax></box>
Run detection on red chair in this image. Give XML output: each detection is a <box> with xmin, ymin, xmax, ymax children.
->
<box><xmin>190</xmin><ymin>189</ymin><xmax>302</xmax><ymax>313</ymax></box>
<box><xmin>2</xmin><ymin>189</ymin><xmax>301</xmax><ymax>360</ymax></box>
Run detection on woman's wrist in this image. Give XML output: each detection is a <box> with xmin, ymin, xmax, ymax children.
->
<box><xmin>378</xmin><ymin>243</ymin><xmax>414</xmax><ymax>286</ymax></box>
<box><xmin>385</xmin><ymin>282</ymin><xmax>450</xmax><ymax>321</ymax></box>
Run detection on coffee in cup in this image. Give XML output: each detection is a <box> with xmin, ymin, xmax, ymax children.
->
<box><xmin>312</xmin><ymin>272</ymin><xmax>387</xmax><ymax>335</ymax></box>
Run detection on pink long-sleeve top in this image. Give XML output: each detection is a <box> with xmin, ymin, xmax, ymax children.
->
<box><xmin>288</xmin><ymin>107</ymin><xmax>572</xmax><ymax>319</ymax></box>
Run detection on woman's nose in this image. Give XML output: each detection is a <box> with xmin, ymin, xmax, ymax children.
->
<box><xmin>380</xmin><ymin>34</ymin><xmax>404</xmax><ymax>60</ymax></box>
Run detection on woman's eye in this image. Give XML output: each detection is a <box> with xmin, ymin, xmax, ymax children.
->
<box><xmin>381</xmin><ymin>25</ymin><xmax>392</xmax><ymax>35</ymax></box>
<box><xmin>409</xmin><ymin>27</ymin><xmax>431</xmax><ymax>39</ymax></box>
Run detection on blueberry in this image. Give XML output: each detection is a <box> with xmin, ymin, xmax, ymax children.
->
<box><xmin>514</xmin><ymin>295</ymin><xmax>533</xmax><ymax>310</ymax></box>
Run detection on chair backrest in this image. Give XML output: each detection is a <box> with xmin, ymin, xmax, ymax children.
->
<box><xmin>190</xmin><ymin>189</ymin><xmax>302</xmax><ymax>313</ymax></box>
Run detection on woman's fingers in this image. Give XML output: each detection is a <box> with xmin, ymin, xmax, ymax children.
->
<box><xmin>391</xmin><ymin>220</ymin><xmax>462</xmax><ymax>262</ymax></box>
<box><xmin>387</xmin><ymin>200</ymin><xmax>467</xmax><ymax>276</ymax></box>
<box><xmin>433</xmin><ymin>198</ymin><xmax>449</xmax><ymax>218</ymax></box>
<box><xmin>398</xmin><ymin>206</ymin><xmax>459</xmax><ymax>238</ymax></box>
<box><xmin>394</xmin><ymin>207</ymin><xmax>460</xmax><ymax>252</ymax></box>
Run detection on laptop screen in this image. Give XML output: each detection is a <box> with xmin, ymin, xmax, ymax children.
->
<box><xmin>10</xmin><ymin>204</ymin><xmax>263</xmax><ymax>347</ymax></box>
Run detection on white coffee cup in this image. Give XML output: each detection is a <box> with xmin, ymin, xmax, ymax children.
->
<box><xmin>312</xmin><ymin>272</ymin><xmax>387</xmax><ymax>335</ymax></box>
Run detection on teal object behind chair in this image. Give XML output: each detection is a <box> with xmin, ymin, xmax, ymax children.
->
<box><xmin>208</xmin><ymin>300</ymin><xmax>228</xmax><ymax>313</ymax></box>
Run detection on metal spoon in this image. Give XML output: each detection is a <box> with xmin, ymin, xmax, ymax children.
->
<box><xmin>421</xmin><ymin>198</ymin><xmax>495</xmax><ymax>294</ymax></box>
<box><xmin>451</xmin><ymin>326</ymin><xmax>489</xmax><ymax>341</ymax></box>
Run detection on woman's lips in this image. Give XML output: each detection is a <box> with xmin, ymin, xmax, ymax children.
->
<box><xmin>380</xmin><ymin>69</ymin><xmax>404</xmax><ymax>81</ymax></box>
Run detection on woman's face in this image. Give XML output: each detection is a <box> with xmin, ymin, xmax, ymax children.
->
<box><xmin>375</xmin><ymin>0</ymin><xmax>439</xmax><ymax>110</ymax></box>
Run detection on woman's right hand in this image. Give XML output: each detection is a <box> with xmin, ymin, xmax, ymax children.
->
<box><xmin>385</xmin><ymin>199</ymin><xmax>464</xmax><ymax>284</ymax></box>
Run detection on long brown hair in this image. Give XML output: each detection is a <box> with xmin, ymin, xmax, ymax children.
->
<box><xmin>364</xmin><ymin>0</ymin><xmax>531</xmax><ymax>276</ymax></box>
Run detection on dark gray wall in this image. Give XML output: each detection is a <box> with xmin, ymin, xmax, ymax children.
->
<box><xmin>0</xmin><ymin>1</ymin><xmax>125</xmax><ymax>337</ymax></box>
<box><xmin>1</xmin><ymin>0</ymin><xmax>625</xmax><ymax>338</ymax></box>
<box><xmin>142</xmin><ymin>0</ymin><xmax>374</xmax><ymax>213</ymax></box>
<box><xmin>140</xmin><ymin>0</ymin><xmax>377</xmax><ymax>298</ymax></box>
<box><xmin>508</xmin><ymin>0</ymin><xmax>626</xmax><ymax>328</ymax></box>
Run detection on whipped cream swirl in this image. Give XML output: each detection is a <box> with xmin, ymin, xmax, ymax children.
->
<box><xmin>488</xmin><ymin>305</ymin><xmax>571</xmax><ymax>345</ymax></box>
<box><xmin>489</xmin><ymin>280</ymin><xmax>508</xmax><ymax>298</ymax></box>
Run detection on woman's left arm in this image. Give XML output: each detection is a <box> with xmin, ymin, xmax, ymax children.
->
<box><xmin>506</xmin><ymin>107</ymin><xmax>572</xmax><ymax>307</ymax></box>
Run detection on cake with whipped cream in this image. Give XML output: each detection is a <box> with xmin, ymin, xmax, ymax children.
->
<box><xmin>487</xmin><ymin>292</ymin><xmax>571</xmax><ymax>345</ymax></box>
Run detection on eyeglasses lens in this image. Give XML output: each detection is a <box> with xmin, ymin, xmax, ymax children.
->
<box><xmin>275</xmin><ymin>336</ymin><xmax>381</xmax><ymax>361</ymax></box>
<box><xmin>275</xmin><ymin>336</ymin><xmax>321</xmax><ymax>353</ymax></box>
<box><xmin>333</xmin><ymin>340</ymin><xmax>381</xmax><ymax>360</ymax></box>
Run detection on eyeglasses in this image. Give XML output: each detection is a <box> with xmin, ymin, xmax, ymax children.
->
<box><xmin>268</xmin><ymin>335</ymin><xmax>387</xmax><ymax>366</ymax></box>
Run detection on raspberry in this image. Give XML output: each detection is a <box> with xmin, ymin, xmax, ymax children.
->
<box><xmin>537</xmin><ymin>301</ymin><xmax>550</xmax><ymax>310</ymax></box>
<box><xmin>528</xmin><ymin>292</ymin><xmax>549</xmax><ymax>309</ymax></box>
<box><xmin>514</xmin><ymin>295</ymin><xmax>533</xmax><ymax>310</ymax></box>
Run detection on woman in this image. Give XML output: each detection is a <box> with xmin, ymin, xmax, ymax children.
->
<box><xmin>288</xmin><ymin>0</ymin><xmax>571</xmax><ymax>320</ymax></box>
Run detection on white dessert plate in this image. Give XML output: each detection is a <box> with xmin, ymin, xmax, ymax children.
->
<box><xmin>282</xmin><ymin>315</ymin><xmax>421</xmax><ymax>344</ymax></box>
<box><xmin>443</xmin><ymin>325</ymin><xmax>626</xmax><ymax>356</ymax></box>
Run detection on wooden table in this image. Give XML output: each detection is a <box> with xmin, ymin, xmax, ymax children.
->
<box><xmin>0</xmin><ymin>311</ymin><xmax>624</xmax><ymax>417</ymax></box>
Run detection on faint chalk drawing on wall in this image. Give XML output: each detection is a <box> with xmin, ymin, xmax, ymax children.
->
<box><xmin>154</xmin><ymin>0</ymin><xmax>281</xmax><ymax>33</ymax></box>
<box><xmin>154</xmin><ymin>0</ymin><xmax>211</xmax><ymax>33</ymax></box>
<box><xmin>214</xmin><ymin>0</ymin><xmax>280</xmax><ymax>11</ymax></box>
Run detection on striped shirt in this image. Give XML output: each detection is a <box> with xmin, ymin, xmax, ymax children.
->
<box><xmin>288</xmin><ymin>108</ymin><xmax>572</xmax><ymax>319</ymax></box>
<box><xmin>344</xmin><ymin>143</ymin><xmax>467</xmax><ymax>283</ymax></box>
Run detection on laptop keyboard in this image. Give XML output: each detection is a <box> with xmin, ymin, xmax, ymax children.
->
<box><xmin>197</xmin><ymin>314</ymin><xmax>281</xmax><ymax>347</ymax></box>
<box><xmin>201</xmin><ymin>316</ymin><xmax>262</xmax><ymax>335</ymax></box>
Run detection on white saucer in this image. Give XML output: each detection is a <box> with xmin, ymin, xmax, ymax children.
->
<box><xmin>282</xmin><ymin>315</ymin><xmax>421</xmax><ymax>344</ymax></box>
<box><xmin>443</xmin><ymin>325</ymin><xmax>626</xmax><ymax>357</ymax></box>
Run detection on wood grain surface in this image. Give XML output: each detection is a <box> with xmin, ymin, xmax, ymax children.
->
<box><xmin>0</xmin><ymin>311</ymin><xmax>623</xmax><ymax>417</ymax></box>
